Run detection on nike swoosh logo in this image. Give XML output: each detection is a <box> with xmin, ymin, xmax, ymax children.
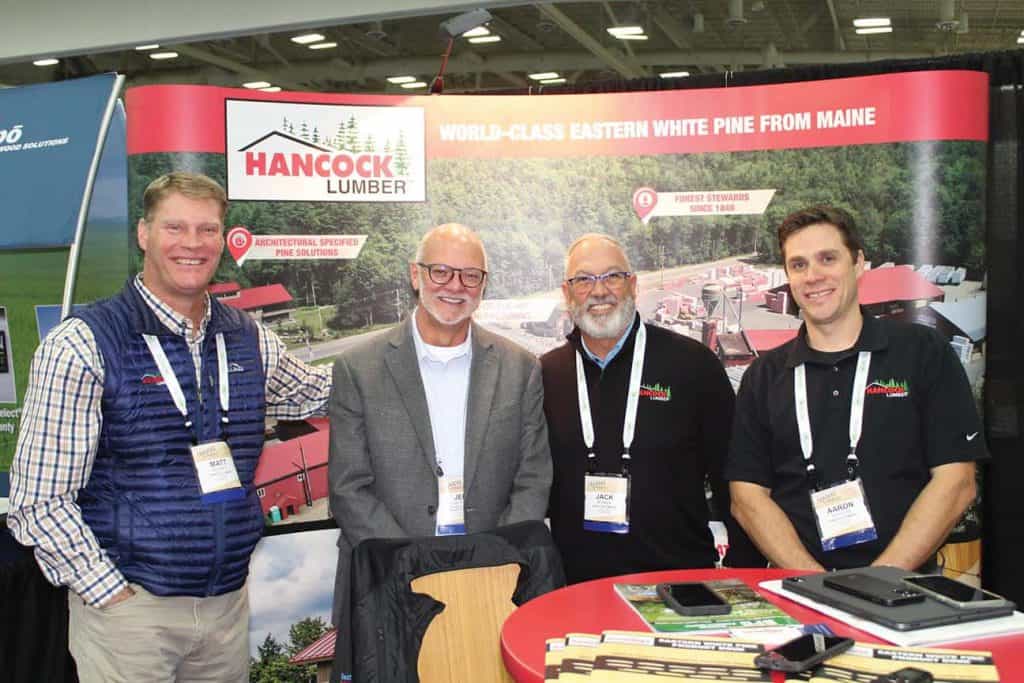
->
<box><xmin>967</xmin><ymin>432</ymin><xmax>979</xmax><ymax>441</ymax></box>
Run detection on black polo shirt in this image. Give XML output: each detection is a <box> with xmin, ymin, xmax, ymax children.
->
<box><xmin>724</xmin><ymin>311</ymin><xmax>986</xmax><ymax>569</ymax></box>
<box><xmin>541</xmin><ymin>315</ymin><xmax>737</xmax><ymax>583</ymax></box>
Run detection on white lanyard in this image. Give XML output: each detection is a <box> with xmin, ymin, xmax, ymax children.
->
<box><xmin>143</xmin><ymin>332</ymin><xmax>231</xmax><ymax>430</ymax></box>
<box><xmin>794</xmin><ymin>350</ymin><xmax>871</xmax><ymax>481</ymax></box>
<box><xmin>575</xmin><ymin>323</ymin><xmax>646</xmax><ymax>470</ymax></box>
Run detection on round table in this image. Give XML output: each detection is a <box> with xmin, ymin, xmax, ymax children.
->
<box><xmin>501</xmin><ymin>568</ymin><xmax>1024</xmax><ymax>682</ymax></box>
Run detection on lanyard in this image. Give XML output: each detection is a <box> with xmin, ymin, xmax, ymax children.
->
<box><xmin>143</xmin><ymin>332</ymin><xmax>231</xmax><ymax>435</ymax></box>
<box><xmin>794</xmin><ymin>350</ymin><xmax>871</xmax><ymax>483</ymax></box>
<box><xmin>575</xmin><ymin>322</ymin><xmax>646</xmax><ymax>474</ymax></box>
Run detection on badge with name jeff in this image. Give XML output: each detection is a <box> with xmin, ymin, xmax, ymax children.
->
<box><xmin>190</xmin><ymin>440</ymin><xmax>245</xmax><ymax>503</ymax></box>
<box><xmin>583</xmin><ymin>474</ymin><xmax>630</xmax><ymax>534</ymax></box>
<box><xmin>436</xmin><ymin>475</ymin><xmax>466</xmax><ymax>536</ymax></box>
<box><xmin>810</xmin><ymin>478</ymin><xmax>878</xmax><ymax>551</ymax></box>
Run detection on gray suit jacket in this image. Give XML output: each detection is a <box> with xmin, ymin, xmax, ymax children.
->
<box><xmin>327</xmin><ymin>317</ymin><xmax>552</xmax><ymax>627</ymax></box>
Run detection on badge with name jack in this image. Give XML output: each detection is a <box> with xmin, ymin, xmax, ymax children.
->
<box><xmin>190</xmin><ymin>440</ymin><xmax>245</xmax><ymax>504</ymax></box>
<box><xmin>583</xmin><ymin>473</ymin><xmax>630</xmax><ymax>534</ymax></box>
<box><xmin>810</xmin><ymin>477</ymin><xmax>878</xmax><ymax>551</ymax></box>
<box><xmin>436</xmin><ymin>475</ymin><xmax>466</xmax><ymax>536</ymax></box>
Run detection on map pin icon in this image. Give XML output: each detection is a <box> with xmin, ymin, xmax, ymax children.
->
<box><xmin>226</xmin><ymin>226</ymin><xmax>254</xmax><ymax>266</ymax></box>
<box><xmin>633</xmin><ymin>187</ymin><xmax>658</xmax><ymax>224</ymax></box>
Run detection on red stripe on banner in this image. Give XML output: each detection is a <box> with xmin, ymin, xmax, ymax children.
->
<box><xmin>126</xmin><ymin>71</ymin><xmax>988</xmax><ymax>158</ymax></box>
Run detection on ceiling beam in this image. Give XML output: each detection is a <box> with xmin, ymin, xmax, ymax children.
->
<box><xmin>824</xmin><ymin>0</ymin><xmax>846</xmax><ymax>51</ymax></box>
<box><xmin>534</xmin><ymin>3</ymin><xmax>646</xmax><ymax>79</ymax></box>
<box><xmin>171</xmin><ymin>44</ymin><xmax>314</xmax><ymax>90</ymax></box>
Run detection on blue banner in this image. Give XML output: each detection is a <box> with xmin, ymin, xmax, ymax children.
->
<box><xmin>0</xmin><ymin>73</ymin><xmax>119</xmax><ymax>249</ymax></box>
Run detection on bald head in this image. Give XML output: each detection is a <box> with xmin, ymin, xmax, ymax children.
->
<box><xmin>414</xmin><ymin>223</ymin><xmax>488</xmax><ymax>271</ymax></box>
<box><xmin>564</xmin><ymin>233</ymin><xmax>631</xmax><ymax>278</ymax></box>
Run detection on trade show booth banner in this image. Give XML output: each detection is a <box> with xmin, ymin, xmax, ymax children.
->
<box><xmin>124</xmin><ymin>71</ymin><xmax>988</xmax><ymax>658</ymax></box>
<box><xmin>0</xmin><ymin>74</ymin><xmax>131</xmax><ymax>499</ymax></box>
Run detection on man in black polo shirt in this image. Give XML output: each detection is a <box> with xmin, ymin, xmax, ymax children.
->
<box><xmin>725</xmin><ymin>205</ymin><xmax>984</xmax><ymax>571</ymax></box>
<box><xmin>541</xmin><ymin>233</ymin><xmax>742</xmax><ymax>584</ymax></box>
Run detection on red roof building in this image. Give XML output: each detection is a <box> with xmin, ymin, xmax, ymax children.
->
<box><xmin>290</xmin><ymin>628</ymin><xmax>336</xmax><ymax>683</ymax></box>
<box><xmin>208</xmin><ymin>282</ymin><xmax>241</xmax><ymax>296</ymax></box>
<box><xmin>254</xmin><ymin>428</ymin><xmax>328</xmax><ymax>519</ymax></box>
<box><xmin>857</xmin><ymin>266</ymin><xmax>944</xmax><ymax>309</ymax></box>
<box><xmin>223</xmin><ymin>283</ymin><xmax>293</xmax><ymax>311</ymax></box>
<box><xmin>745</xmin><ymin>328</ymin><xmax>799</xmax><ymax>352</ymax></box>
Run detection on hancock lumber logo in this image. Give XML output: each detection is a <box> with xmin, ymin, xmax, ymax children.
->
<box><xmin>639</xmin><ymin>383</ymin><xmax>672</xmax><ymax>401</ymax></box>
<box><xmin>865</xmin><ymin>378</ymin><xmax>909</xmax><ymax>398</ymax></box>
<box><xmin>225</xmin><ymin>99</ymin><xmax>425</xmax><ymax>202</ymax></box>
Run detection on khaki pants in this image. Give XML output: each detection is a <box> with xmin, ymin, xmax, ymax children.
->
<box><xmin>68</xmin><ymin>583</ymin><xmax>249</xmax><ymax>683</ymax></box>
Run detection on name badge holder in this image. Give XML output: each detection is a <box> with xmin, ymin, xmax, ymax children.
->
<box><xmin>577</xmin><ymin>323</ymin><xmax>646</xmax><ymax>535</ymax></box>
<box><xmin>144</xmin><ymin>333</ymin><xmax>245</xmax><ymax>504</ymax></box>
<box><xmin>435</xmin><ymin>469</ymin><xmax>466</xmax><ymax>536</ymax></box>
<box><xmin>795</xmin><ymin>351</ymin><xmax>878</xmax><ymax>551</ymax></box>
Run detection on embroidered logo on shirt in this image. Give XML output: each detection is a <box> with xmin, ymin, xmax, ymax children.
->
<box><xmin>141</xmin><ymin>374</ymin><xmax>165</xmax><ymax>385</ymax></box>
<box><xmin>865</xmin><ymin>379</ymin><xmax>909</xmax><ymax>398</ymax></box>
<box><xmin>639</xmin><ymin>383</ymin><xmax>672</xmax><ymax>402</ymax></box>
<box><xmin>228</xmin><ymin>362</ymin><xmax>246</xmax><ymax>373</ymax></box>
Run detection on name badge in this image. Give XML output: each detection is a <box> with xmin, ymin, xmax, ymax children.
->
<box><xmin>583</xmin><ymin>474</ymin><xmax>630</xmax><ymax>534</ymax></box>
<box><xmin>190</xmin><ymin>440</ymin><xmax>245</xmax><ymax>504</ymax></box>
<box><xmin>436</xmin><ymin>475</ymin><xmax>466</xmax><ymax>536</ymax></box>
<box><xmin>810</xmin><ymin>478</ymin><xmax>878</xmax><ymax>551</ymax></box>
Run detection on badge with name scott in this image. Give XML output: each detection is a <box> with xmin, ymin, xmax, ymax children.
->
<box><xmin>190</xmin><ymin>441</ymin><xmax>245</xmax><ymax>504</ymax></box>
<box><xmin>583</xmin><ymin>474</ymin><xmax>630</xmax><ymax>534</ymax></box>
<box><xmin>436</xmin><ymin>475</ymin><xmax>466</xmax><ymax>536</ymax></box>
<box><xmin>810</xmin><ymin>478</ymin><xmax>878</xmax><ymax>551</ymax></box>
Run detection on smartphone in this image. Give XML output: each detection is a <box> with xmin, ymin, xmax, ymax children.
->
<box><xmin>823</xmin><ymin>573</ymin><xmax>925</xmax><ymax>606</ymax></box>
<box><xmin>901</xmin><ymin>575</ymin><xmax>1013</xmax><ymax>610</ymax></box>
<box><xmin>868</xmin><ymin>667</ymin><xmax>934</xmax><ymax>683</ymax></box>
<box><xmin>753</xmin><ymin>633</ymin><xmax>854</xmax><ymax>672</ymax></box>
<box><xmin>655</xmin><ymin>582</ymin><xmax>731</xmax><ymax>616</ymax></box>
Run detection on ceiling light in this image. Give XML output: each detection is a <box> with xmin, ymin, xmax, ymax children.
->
<box><xmin>308</xmin><ymin>42</ymin><xmax>337</xmax><ymax>50</ymax></box>
<box><xmin>660</xmin><ymin>71</ymin><xmax>691</xmax><ymax>78</ymax></box>
<box><xmin>32</xmin><ymin>58</ymin><xmax>58</xmax><ymax>66</ymax></box>
<box><xmin>468</xmin><ymin>35</ymin><xmax>502</xmax><ymax>44</ymax></box>
<box><xmin>540</xmin><ymin>78</ymin><xmax>566</xmax><ymax>84</ymax></box>
<box><xmin>528</xmin><ymin>72</ymin><xmax>560</xmax><ymax>81</ymax></box>
<box><xmin>400</xmin><ymin>81</ymin><xmax>427</xmax><ymax>89</ymax></box>
<box><xmin>855</xmin><ymin>26</ymin><xmax>893</xmax><ymax>35</ymax></box>
<box><xmin>387</xmin><ymin>76</ymin><xmax>417</xmax><ymax>84</ymax></box>
<box><xmin>853</xmin><ymin>17</ymin><xmax>891</xmax><ymax>28</ymax></box>
<box><xmin>261</xmin><ymin>86</ymin><xmax>282</xmax><ymax>93</ymax></box>
<box><xmin>462</xmin><ymin>26</ymin><xmax>490</xmax><ymax>38</ymax></box>
<box><xmin>607</xmin><ymin>26</ymin><xmax>644</xmax><ymax>36</ymax></box>
<box><xmin>616</xmin><ymin>34</ymin><xmax>649</xmax><ymax>41</ymax></box>
<box><xmin>134</xmin><ymin>44</ymin><xmax>160</xmax><ymax>51</ymax></box>
<box><xmin>149</xmin><ymin>52</ymin><xmax>179</xmax><ymax>60</ymax></box>
<box><xmin>291</xmin><ymin>33</ymin><xmax>325</xmax><ymax>45</ymax></box>
<box><xmin>243</xmin><ymin>81</ymin><xmax>272</xmax><ymax>89</ymax></box>
<box><xmin>1018</xmin><ymin>36</ymin><xmax>1024</xmax><ymax>44</ymax></box>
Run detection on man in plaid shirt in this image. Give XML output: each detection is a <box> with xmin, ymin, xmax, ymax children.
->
<box><xmin>8</xmin><ymin>172</ymin><xmax>331</xmax><ymax>682</ymax></box>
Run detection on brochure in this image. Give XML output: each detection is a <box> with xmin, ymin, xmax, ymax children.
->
<box><xmin>793</xmin><ymin>641</ymin><xmax>999</xmax><ymax>682</ymax></box>
<box><xmin>614</xmin><ymin>579</ymin><xmax>800</xmax><ymax>633</ymax></box>
<box><xmin>590</xmin><ymin>630</ymin><xmax>770</xmax><ymax>682</ymax></box>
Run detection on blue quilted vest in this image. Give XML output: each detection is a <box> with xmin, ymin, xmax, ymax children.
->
<box><xmin>74</xmin><ymin>282</ymin><xmax>267</xmax><ymax>597</ymax></box>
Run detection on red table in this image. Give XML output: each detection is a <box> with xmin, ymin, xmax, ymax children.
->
<box><xmin>501</xmin><ymin>568</ymin><xmax>1024</xmax><ymax>682</ymax></box>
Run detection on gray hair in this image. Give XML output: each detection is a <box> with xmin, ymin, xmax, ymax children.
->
<box><xmin>413</xmin><ymin>223</ymin><xmax>489</xmax><ymax>270</ymax></box>
<box><xmin>564</xmin><ymin>233</ymin><xmax>632</xmax><ymax>277</ymax></box>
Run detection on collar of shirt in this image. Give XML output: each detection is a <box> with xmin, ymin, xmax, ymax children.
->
<box><xmin>579</xmin><ymin>312</ymin><xmax>638</xmax><ymax>369</ymax></box>
<box><xmin>410</xmin><ymin>308</ymin><xmax>473</xmax><ymax>365</ymax></box>
<box><xmin>134</xmin><ymin>274</ymin><xmax>211</xmax><ymax>342</ymax></box>
<box><xmin>785</xmin><ymin>306</ymin><xmax>889</xmax><ymax>368</ymax></box>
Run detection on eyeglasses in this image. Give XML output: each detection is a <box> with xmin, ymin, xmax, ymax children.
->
<box><xmin>416</xmin><ymin>262</ymin><xmax>487</xmax><ymax>288</ymax></box>
<box><xmin>565</xmin><ymin>271</ymin><xmax>633</xmax><ymax>294</ymax></box>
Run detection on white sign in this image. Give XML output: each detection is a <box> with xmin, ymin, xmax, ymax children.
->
<box><xmin>225</xmin><ymin>99</ymin><xmax>425</xmax><ymax>202</ymax></box>
<box><xmin>226</xmin><ymin>227</ymin><xmax>367</xmax><ymax>267</ymax></box>
<box><xmin>632</xmin><ymin>187</ymin><xmax>777</xmax><ymax>223</ymax></box>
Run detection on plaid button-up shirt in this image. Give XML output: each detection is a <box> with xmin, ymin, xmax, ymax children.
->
<box><xmin>8</xmin><ymin>276</ymin><xmax>331</xmax><ymax>606</ymax></box>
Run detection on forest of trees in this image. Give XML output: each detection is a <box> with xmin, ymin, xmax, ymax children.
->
<box><xmin>129</xmin><ymin>139</ymin><xmax>985</xmax><ymax>332</ymax></box>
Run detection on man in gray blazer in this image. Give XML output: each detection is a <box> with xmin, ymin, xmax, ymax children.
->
<box><xmin>327</xmin><ymin>223</ymin><xmax>552</xmax><ymax>670</ymax></box>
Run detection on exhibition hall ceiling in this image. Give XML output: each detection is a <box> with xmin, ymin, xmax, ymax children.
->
<box><xmin>2</xmin><ymin>1</ymin><xmax>1023</xmax><ymax>93</ymax></box>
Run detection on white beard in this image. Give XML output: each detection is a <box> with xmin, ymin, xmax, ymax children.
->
<box><xmin>570</xmin><ymin>291</ymin><xmax>636</xmax><ymax>339</ymax></box>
